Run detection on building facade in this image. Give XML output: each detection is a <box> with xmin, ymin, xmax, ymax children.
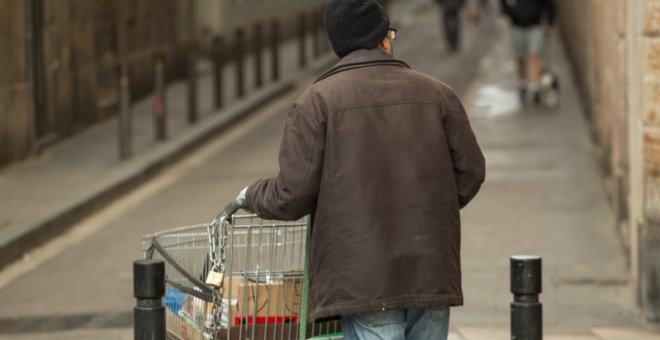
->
<box><xmin>0</xmin><ymin>0</ymin><xmax>325</xmax><ymax>167</ymax></box>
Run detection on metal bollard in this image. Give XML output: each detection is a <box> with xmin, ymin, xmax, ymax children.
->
<box><xmin>298</xmin><ymin>14</ymin><xmax>307</xmax><ymax>69</ymax></box>
<box><xmin>213</xmin><ymin>36</ymin><xmax>225</xmax><ymax>109</ymax></box>
<box><xmin>186</xmin><ymin>0</ymin><xmax>197</xmax><ymax>124</ymax></box>
<box><xmin>270</xmin><ymin>20</ymin><xmax>280</xmax><ymax>81</ymax></box>
<box><xmin>234</xmin><ymin>29</ymin><xmax>245</xmax><ymax>98</ymax></box>
<box><xmin>254</xmin><ymin>23</ymin><xmax>263</xmax><ymax>88</ymax></box>
<box><xmin>187</xmin><ymin>41</ymin><xmax>198</xmax><ymax>124</ymax></box>
<box><xmin>153</xmin><ymin>56</ymin><xmax>167</xmax><ymax>141</ymax></box>
<box><xmin>511</xmin><ymin>255</ymin><xmax>542</xmax><ymax>340</ymax></box>
<box><xmin>134</xmin><ymin>259</ymin><xmax>165</xmax><ymax>340</ymax></box>
<box><xmin>312</xmin><ymin>11</ymin><xmax>321</xmax><ymax>59</ymax></box>
<box><xmin>118</xmin><ymin>63</ymin><xmax>132</xmax><ymax>160</ymax></box>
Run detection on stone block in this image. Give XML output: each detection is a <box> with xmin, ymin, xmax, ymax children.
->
<box><xmin>648</xmin><ymin>175</ymin><xmax>660</xmax><ymax>225</ymax></box>
<box><xmin>645</xmin><ymin>129</ymin><xmax>660</xmax><ymax>223</ymax></box>
<box><xmin>639</xmin><ymin>220</ymin><xmax>660</xmax><ymax>321</ymax></box>
<box><xmin>644</xmin><ymin>0</ymin><xmax>660</xmax><ymax>35</ymax></box>
<box><xmin>643</xmin><ymin>80</ymin><xmax>660</xmax><ymax>125</ymax></box>
<box><xmin>645</xmin><ymin>39</ymin><xmax>660</xmax><ymax>78</ymax></box>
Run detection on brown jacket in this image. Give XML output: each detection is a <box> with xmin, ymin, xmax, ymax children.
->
<box><xmin>247</xmin><ymin>48</ymin><xmax>485</xmax><ymax>319</ymax></box>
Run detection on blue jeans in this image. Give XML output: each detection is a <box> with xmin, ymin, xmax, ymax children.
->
<box><xmin>341</xmin><ymin>307</ymin><xmax>450</xmax><ymax>340</ymax></box>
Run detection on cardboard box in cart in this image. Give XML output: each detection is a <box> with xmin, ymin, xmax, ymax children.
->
<box><xmin>223</xmin><ymin>276</ymin><xmax>304</xmax><ymax>326</ymax></box>
<box><xmin>164</xmin><ymin>276</ymin><xmax>306</xmax><ymax>338</ymax></box>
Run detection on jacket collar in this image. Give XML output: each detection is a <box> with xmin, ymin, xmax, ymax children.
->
<box><xmin>315</xmin><ymin>48</ymin><xmax>411</xmax><ymax>83</ymax></box>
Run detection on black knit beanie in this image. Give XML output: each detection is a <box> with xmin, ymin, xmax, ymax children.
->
<box><xmin>324</xmin><ymin>0</ymin><xmax>391</xmax><ymax>58</ymax></box>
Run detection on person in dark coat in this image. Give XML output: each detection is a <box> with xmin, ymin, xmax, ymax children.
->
<box><xmin>434</xmin><ymin>0</ymin><xmax>467</xmax><ymax>50</ymax></box>
<box><xmin>229</xmin><ymin>0</ymin><xmax>485</xmax><ymax>339</ymax></box>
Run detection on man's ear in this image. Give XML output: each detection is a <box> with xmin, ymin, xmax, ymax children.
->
<box><xmin>379</xmin><ymin>36</ymin><xmax>393</xmax><ymax>55</ymax></box>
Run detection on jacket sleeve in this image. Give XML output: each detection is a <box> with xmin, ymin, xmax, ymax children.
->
<box><xmin>442</xmin><ymin>90</ymin><xmax>486</xmax><ymax>209</ymax></box>
<box><xmin>246</xmin><ymin>102</ymin><xmax>325</xmax><ymax>221</ymax></box>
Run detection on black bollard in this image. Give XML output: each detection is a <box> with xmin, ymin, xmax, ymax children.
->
<box><xmin>254</xmin><ymin>23</ymin><xmax>263</xmax><ymax>88</ymax></box>
<box><xmin>186</xmin><ymin>40</ymin><xmax>198</xmax><ymax>124</ymax></box>
<box><xmin>270</xmin><ymin>20</ymin><xmax>280</xmax><ymax>81</ymax></box>
<box><xmin>298</xmin><ymin>14</ymin><xmax>307</xmax><ymax>69</ymax></box>
<box><xmin>118</xmin><ymin>63</ymin><xmax>132</xmax><ymax>160</ymax></box>
<box><xmin>234</xmin><ymin>29</ymin><xmax>245</xmax><ymax>98</ymax></box>
<box><xmin>153</xmin><ymin>55</ymin><xmax>167</xmax><ymax>141</ymax></box>
<box><xmin>134</xmin><ymin>259</ymin><xmax>165</xmax><ymax>340</ymax></box>
<box><xmin>511</xmin><ymin>255</ymin><xmax>542</xmax><ymax>340</ymax></box>
<box><xmin>186</xmin><ymin>0</ymin><xmax>198</xmax><ymax>124</ymax></box>
<box><xmin>212</xmin><ymin>36</ymin><xmax>225</xmax><ymax>109</ymax></box>
<box><xmin>312</xmin><ymin>10</ymin><xmax>321</xmax><ymax>59</ymax></box>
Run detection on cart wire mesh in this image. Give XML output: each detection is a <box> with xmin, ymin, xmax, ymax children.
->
<box><xmin>142</xmin><ymin>214</ymin><xmax>341</xmax><ymax>340</ymax></box>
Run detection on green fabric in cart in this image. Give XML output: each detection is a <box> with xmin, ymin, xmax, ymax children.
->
<box><xmin>308</xmin><ymin>333</ymin><xmax>344</xmax><ymax>339</ymax></box>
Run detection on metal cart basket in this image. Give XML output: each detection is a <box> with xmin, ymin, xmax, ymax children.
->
<box><xmin>142</xmin><ymin>212</ymin><xmax>342</xmax><ymax>340</ymax></box>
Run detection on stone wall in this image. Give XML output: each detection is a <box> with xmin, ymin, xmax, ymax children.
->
<box><xmin>642</xmin><ymin>1</ymin><xmax>660</xmax><ymax>223</ymax></box>
<box><xmin>38</xmin><ymin>0</ymin><xmax>187</xmax><ymax>137</ymax></box>
<box><xmin>556</xmin><ymin>0</ymin><xmax>660</xmax><ymax>320</ymax></box>
<box><xmin>0</xmin><ymin>0</ymin><xmax>327</xmax><ymax>168</ymax></box>
<box><xmin>639</xmin><ymin>0</ymin><xmax>660</xmax><ymax>321</ymax></box>
<box><xmin>0</xmin><ymin>0</ymin><xmax>187</xmax><ymax>167</ymax></box>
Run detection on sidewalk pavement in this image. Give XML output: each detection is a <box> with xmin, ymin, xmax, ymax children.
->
<box><xmin>450</xmin><ymin>18</ymin><xmax>660</xmax><ymax>339</ymax></box>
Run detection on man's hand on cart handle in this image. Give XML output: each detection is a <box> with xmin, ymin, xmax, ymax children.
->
<box><xmin>224</xmin><ymin>186</ymin><xmax>253</xmax><ymax>217</ymax></box>
<box><xmin>237</xmin><ymin>186</ymin><xmax>248</xmax><ymax>201</ymax></box>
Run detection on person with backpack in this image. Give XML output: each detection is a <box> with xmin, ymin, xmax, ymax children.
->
<box><xmin>500</xmin><ymin>0</ymin><xmax>555</xmax><ymax>103</ymax></box>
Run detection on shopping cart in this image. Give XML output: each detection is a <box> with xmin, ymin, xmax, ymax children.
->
<box><xmin>142</xmin><ymin>203</ymin><xmax>342</xmax><ymax>340</ymax></box>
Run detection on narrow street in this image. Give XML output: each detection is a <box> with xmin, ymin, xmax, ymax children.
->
<box><xmin>0</xmin><ymin>1</ymin><xmax>499</xmax><ymax>336</ymax></box>
<box><xmin>0</xmin><ymin>1</ymin><xmax>657</xmax><ymax>339</ymax></box>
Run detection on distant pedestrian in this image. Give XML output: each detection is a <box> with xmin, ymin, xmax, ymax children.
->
<box><xmin>500</xmin><ymin>0</ymin><xmax>555</xmax><ymax>103</ymax></box>
<box><xmin>473</xmin><ymin>0</ymin><xmax>492</xmax><ymax>24</ymax></box>
<box><xmin>227</xmin><ymin>0</ymin><xmax>485</xmax><ymax>339</ymax></box>
<box><xmin>435</xmin><ymin>0</ymin><xmax>467</xmax><ymax>50</ymax></box>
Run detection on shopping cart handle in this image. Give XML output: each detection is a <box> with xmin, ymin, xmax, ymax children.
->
<box><xmin>224</xmin><ymin>198</ymin><xmax>250</xmax><ymax>218</ymax></box>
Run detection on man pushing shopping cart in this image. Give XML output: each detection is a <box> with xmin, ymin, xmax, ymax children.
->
<box><xmin>227</xmin><ymin>0</ymin><xmax>486</xmax><ymax>339</ymax></box>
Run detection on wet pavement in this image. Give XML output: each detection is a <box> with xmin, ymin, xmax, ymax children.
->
<box><xmin>453</xmin><ymin>18</ymin><xmax>653</xmax><ymax>336</ymax></box>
